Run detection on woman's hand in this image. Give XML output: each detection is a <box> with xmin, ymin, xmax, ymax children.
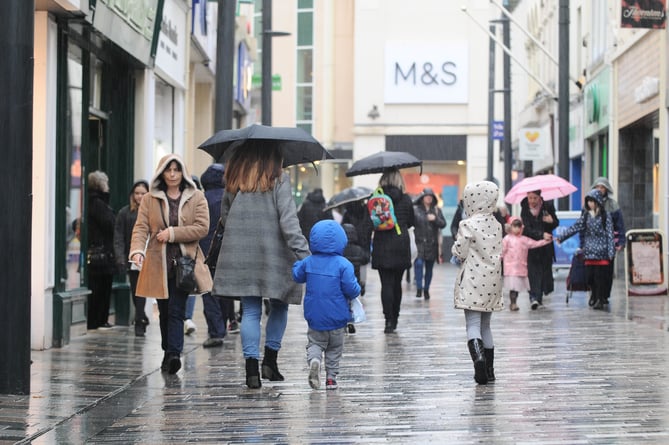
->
<box><xmin>130</xmin><ymin>253</ymin><xmax>144</xmax><ymax>268</ymax></box>
<box><xmin>156</xmin><ymin>228</ymin><xmax>170</xmax><ymax>243</ymax></box>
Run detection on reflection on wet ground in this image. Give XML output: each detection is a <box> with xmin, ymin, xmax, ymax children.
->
<box><xmin>2</xmin><ymin>264</ymin><xmax>669</xmax><ymax>444</ymax></box>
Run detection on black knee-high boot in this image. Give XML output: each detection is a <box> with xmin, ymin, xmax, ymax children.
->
<box><xmin>467</xmin><ymin>339</ymin><xmax>488</xmax><ymax>385</ymax></box>
<box><xmin>245</xmin><ymin>358</ymin><xmax>261</xmax><ymax>388</ymax></box>
<box><xmin>484</xmin><ymin>348</ymin><xmax>495</xmax><ymax>382</ymax></box>
<box><xmin>261</xmin><ymin>346</ymin><xmax>285</xmax><ymax>381</ymax></box>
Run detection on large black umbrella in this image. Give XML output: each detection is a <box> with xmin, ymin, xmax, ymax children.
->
<box><xmin>323</xmin><ymin>186</ymin><xmax>373</xmax><ymax>211</ymax></box>
<box><xmin>345</xmin><ymin>151</ymin><xmax>422</xmax><ymax>177</ymax></box>
<box><xmin>198</xmin><ymin>124</ymin><xmax>334</xmax><ymax>167</ymax></box>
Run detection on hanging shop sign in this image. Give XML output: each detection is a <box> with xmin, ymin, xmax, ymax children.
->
<box><xmin>155</xmin><ymin>0</ymin><xmax>187</xmax><ymax>88</ymax></box>
<box><xmin>384</xmin><ymin>42</ymin><xmax>469</xmax><ymax>104</ymax></box>
<box><xmin>93</xmin><ymin>0</ymin><xmax>160</xmax><ymax>66</ymax></box>
<box><xmin>518</xmin><ymin>126</ymin><xmax>548</xmax><ymax>161</ymax></box>
<box><xmin>621</xmin><ymin>0</ymin><xmax>666</xmax><ymax>29</ymax></box>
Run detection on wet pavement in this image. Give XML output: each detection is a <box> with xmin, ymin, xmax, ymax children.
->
<box><xmin>3</xmin><ymin>262</ymin><xmax>669</xmax><ymax>444</ymax></box>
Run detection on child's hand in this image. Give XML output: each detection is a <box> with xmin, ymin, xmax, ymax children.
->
<box><xmin>543</xmin><ymin>233</ymin><xmax>552</xmax><ymax>241</ymax></box>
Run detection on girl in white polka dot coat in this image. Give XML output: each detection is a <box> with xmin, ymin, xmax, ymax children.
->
<box><xmin>451</xmin><ymin>181</ymin><xmax>503</xmax><ymax>385</ymax></box>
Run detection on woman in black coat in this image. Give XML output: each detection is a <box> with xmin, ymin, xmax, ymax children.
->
<box><xmin>520</xmin><ymin>190</ymin><xmax>559</xmax><ymax>309</ymax></box>
<box><xmin>361</xmin><ymin>169</ymin><xmax>414</xmax><ymax>333</ymax></box>
<box><xmin>87</xmin><ymin>171</ymin><xmax>116</xmax><ymax>330</ymax></box>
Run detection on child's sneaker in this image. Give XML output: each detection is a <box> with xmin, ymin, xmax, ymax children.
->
<box><xmin>308</xmin><ymin>359</ymin><xmax>320</xmax><ymax>389</ymax></box>
<box><xmin>346</xmin><ymin>323</ymin><xmax>356</xmax><ymax>335</ymax></box>
<box><xmin>325</xmin><ymin>378</ymin><xmax>338</xmax><ymax>390</ymax></box>
<box><xmin>228</xmin><ymin>320</ymin><xmax>240</xmax><ymax>334</ymax></box>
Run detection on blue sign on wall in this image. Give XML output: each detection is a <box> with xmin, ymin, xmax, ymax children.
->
<box><xmin>492</xmin><ymin>121</ymin><xmax>504</xmax><ymax>140</ymax></box>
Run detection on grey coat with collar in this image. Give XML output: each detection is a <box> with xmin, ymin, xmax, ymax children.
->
<box><xmin>212</xmin><ymin>172</ymin><xmax>310</xmax><ymax>304</ymax></box>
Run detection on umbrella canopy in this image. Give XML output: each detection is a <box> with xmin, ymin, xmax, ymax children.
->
<box><xmin>324</xmin><ymin>186</ymin><xmax>373</xmax><ymax>211</ymax></box>
<box><xmin>504</xmin><ymin>174</ymin><xmax>578</xmax><ymax>204</ymax></box>
<box><xmin>197</xmin><ymin>124</ymin><xmax>334</xmax><ymax>167</ymax></box>
<box><xmin>345</xmin><ymin>151</ymin><xmax>422</xmax><ymax>177</ymax></box>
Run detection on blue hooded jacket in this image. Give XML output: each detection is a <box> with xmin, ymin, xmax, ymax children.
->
<box><xmin>293</xmin><ymin>220</ymin><xmax>361</xmax><ymax>331</ymax></box>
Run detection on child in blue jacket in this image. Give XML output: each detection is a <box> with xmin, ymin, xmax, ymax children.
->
<box><xmin>293</xmin><ymin>220</ymin><xmax>361</xmax><ymax>390</ymax></box>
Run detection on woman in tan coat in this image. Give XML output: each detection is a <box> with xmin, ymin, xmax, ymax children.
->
<box><xmin>130</xmin><ymin>154</ymin><xmax>212</xmax><ymax>374</ymax></box>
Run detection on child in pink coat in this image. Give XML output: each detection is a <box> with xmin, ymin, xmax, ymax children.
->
<box><xmin>502</xmin><ymin>218</ymin><xmax>553</xmax><ymax>311</ymax></box>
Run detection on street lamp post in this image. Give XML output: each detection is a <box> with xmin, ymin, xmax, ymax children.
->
<box><xmin>261</xmin><ymin>0</ymin><xmax>289</xmax><ymax>126</ymax></box>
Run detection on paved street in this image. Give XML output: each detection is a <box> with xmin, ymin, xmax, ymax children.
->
<box><xmin>3</xmin><ymin>261</ymin><xmax>669</xmax><ymax>444</ymax></box>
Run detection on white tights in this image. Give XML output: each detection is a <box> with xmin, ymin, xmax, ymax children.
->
<box><xmin>464</xmin><ymin>309</ymin><xmax>494</xmax><ymax>349</ymax></box>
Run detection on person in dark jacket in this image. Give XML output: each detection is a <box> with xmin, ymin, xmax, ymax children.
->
<box><xmin>114</xmin><ymin>180</ymin><xmax>150</xmax><ymax>336</ymax></box>
<box><xmin>342</xmin><ymin>223</ymin><xmax>368</xmax><ymax>334</ymax></box>
<box><xmin>342</xmin><ymin>200</ymin><xmax>370</xmax><ymax>295</ymax></box>
<box><xmin>361</xmin><ymin>169</ymin><xmax>415</xmax><ymax>334</ymax></box>
<box><xmin>520</xmin><ymin>190</ymin><xmax>559</xmax><ymax>309</ymax></box>
<box><xmin>298</xmin><ymin>188</ymin><xmax>333</xmax><ymax>243</ymax></box>
<box><xmin>450</xmin><ymin>199</ymin><xmax>465</xmax><ymax>240</ymax></box>
<box><xmin>557</xmin><ymin>189</ymin><xmax>615</xmax><ymax>309</ymax></box>
<box><xmin>199</xmin><ymin>163</ymin><xmax>233</xmax><ymax>348</ymax></box>
<box><xmin>413</xmin><ymin>188</ymin><xmax>446</xmax><ymax>300</ymax></box>
<box><xmin>87</xmin><ymin>171</ymin><xmax>116</xmax><ymax>330</ymax></box>
<box><xmin>293</xmin><ymin>220</ymin><xmax>361</xmax><ymax>390</ymax></box>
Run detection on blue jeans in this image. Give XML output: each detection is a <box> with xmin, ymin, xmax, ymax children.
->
<box><xmin>202</xmin><ymin>292</ymin><xmax>228</xmax><ymax>338</ymax></box>
<box><xmin>414</xmin><ymin>258</ymin><xmax>435</xmax><ymax>290</ymax></box>
<box><xmin>156</xmin><ymin>277</ymin><xmax>188</xmax><ymax>355</ymax></box>
<box><xmin>185</xmin><ymin>295</ymin><xmax>196</xmax><ymax>319</ymax></box>
<box><xmin>240</xmin><ymin>297</ymin><xmax>288</xmax><ymax>359</ymax></box>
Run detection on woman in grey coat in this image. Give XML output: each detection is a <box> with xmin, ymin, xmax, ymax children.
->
<box><xmin>212</xmin><ymin>144</ymin><xmax>310</xmax><ymax>389</ymax></box>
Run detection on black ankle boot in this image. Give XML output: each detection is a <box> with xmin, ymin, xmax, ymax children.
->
<box><xmin>484</xmin><ymin>348</ymin><xmax>495</xmax><ymax>382</ymax></box>
<box><xmin>416</xmin><ymin>289</ymin><xmax>422</xmax><ymax>298</ymax></box>
<box><xmin>261</xmin><ymin>346</ymin><xmax>284</xmax><ymax>381</ymax></box>
<box><xmin>467</xmin><ymin>339</ymin><xmax>488</xmax><ymax>385</ymax></box>
<box><xmin>245</xmin><ymin>358</ymin><xmax>261</xmax><ymax>388</ymax></box>
<box><xmin>423</xmin><ymin>289</ymin><xmax>430</xmax><ymax>300</ymax></box>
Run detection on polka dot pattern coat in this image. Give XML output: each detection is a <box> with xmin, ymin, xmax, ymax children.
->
<box><xmin>451</xmin><ymin>181</ymin><xmax>503</xmax><ymax>312</ymax></box>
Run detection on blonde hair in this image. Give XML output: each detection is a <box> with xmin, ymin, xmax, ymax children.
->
<box><xmin>88</xmin><ymin>170</ymin><xmax>109</xmax><ymax>193</ymax></box>
<box><xmin>224</xmin><ymin>142</ymin><xmax>283</xmax><ymax>193</ymax></box>
<box><xmin>379</xmin><ymin>169</ymin><xmax>405</xmax><ymax>192</ymax></box>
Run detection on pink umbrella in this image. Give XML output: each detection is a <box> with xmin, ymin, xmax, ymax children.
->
<box><xmin>504</xmin><ymin>174</ymin><xmax>578</xmax><ymax>204</ymax></box>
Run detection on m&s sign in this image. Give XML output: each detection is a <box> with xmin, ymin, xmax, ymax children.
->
<box><xmin>384</xmin><ymin>42</ymin><xmax>469</xmax><ymax>104</ymax></box>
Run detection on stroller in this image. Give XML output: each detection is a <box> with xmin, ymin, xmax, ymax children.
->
<box><xmin>565</xmin><ymin>250</ymin><xmax>590</xmax><ymax>304</ymax></box>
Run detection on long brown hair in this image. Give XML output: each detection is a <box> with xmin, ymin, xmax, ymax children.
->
<box><xmin>224</xmin><ymin>142</ymin><xmax>284</xmax><ymax>193</ymax></box>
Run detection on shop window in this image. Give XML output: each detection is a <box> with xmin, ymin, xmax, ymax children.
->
<box><xmin>154</xmin><ymin>76</ymin><xmax>175</xmax><ymax>157</ymax></box>
<box><xmin>64</xmin><ymin>48</ymin><xmax>84</xmax><ymax>290</ymax></box>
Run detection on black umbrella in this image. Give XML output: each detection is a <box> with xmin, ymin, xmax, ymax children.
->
<box><xmin>197</xmin><ymin>124</ymin><xmax>334</xmax><ymax>168</ymax></box>
<box><xmin>345</xmin><ymin>151</ymin><xmax>422</xmax><ymax>177</ymax></box>
<box><xmin>324</xmin><ymin>186</ymin><xmax>373</xmax><ymax>211</ymax></box>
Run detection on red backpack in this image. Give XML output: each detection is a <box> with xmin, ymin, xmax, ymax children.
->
<box><xmin>367</xmin><ymin>187</ymin><xmax>401</xmax><ymax>234</ymax></box>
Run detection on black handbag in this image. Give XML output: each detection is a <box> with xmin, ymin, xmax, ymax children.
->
<box><xmin>175</xmin><ymin>251</ymin><xmax>197</xmax><ymax>293</ymax></box>
<box><xmin>161</xmin><ymin>206</ymin><xmax>198</xmax><ymax>293</ymax></box>
<box><xmin>87</xmin><ymin>245</ymin><xmax>112</xmax><ymax>267</ymax></box>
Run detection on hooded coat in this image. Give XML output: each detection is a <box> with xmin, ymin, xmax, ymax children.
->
<box><xmin>591</xmin><ymin>177</ymin><xmax>626</xmax><ymax>248</ymax></box>
<box><xmin>212</xmin><ymin>172</ymin><xmax>310</xmax><ymax>304</ymax></box>
<box><xmin>293</xmin><ymin>220</ymin><xmax>361</xmax><ymax>331</ymax></box>
<box><xmin>558</xmin><ymin>189</ymin><xmax>615</xmax><ymax>261</ymax></box>
<box><xmin>413</xmin><ymin>188</ymin><xmax>446</xmax><ymax>261</ymax></box>
<box><xmin>298</xmin><ymin>188</ymin><xmax>333</xmax><ymax>241</ymax></box>
<box><xmin>199</xmin><ymin>163</ymin><xmax>225</xmax><ymax>255</ymax></box>
<box><xmin>451</xmin><ymin>181</ymin><xmax>503</xmax><ymax>312</ymax></box>
<box><xmin>129</xmin><ymin>154</ymin><xmax>212</xmax><ymax>299</ymax></box>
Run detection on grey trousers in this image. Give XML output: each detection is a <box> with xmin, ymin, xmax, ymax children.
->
<box><xmin>306</xmin><ymin>327</ymin><xmax>345</xmax><ymax>380</ymax></box>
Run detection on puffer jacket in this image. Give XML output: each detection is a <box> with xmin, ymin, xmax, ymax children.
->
<box><xmin>361</xmin><ymin>185</ymin><xmax>415</xmax><ymax>270</ymax></box>
<box><xmin>558</xmin><ymin>189</ymin><xmax>615</xmax><ymax>261</ymax></box>
<box><xmin>452</xmin><ymin>181</ymin><xmax>503</xmax><ymax>312</ymax></box>
<box><xmin>502</xmin><ymin>225</ymin><xmax>551</xmax><ymax>277</ymax></box>
<box><xmin>129</xmin><ymin>154</ymin><xmax>212</xmax><ymax>298</ymax></box>
<box><xmin>293</xmin><ymin>220</ymin><xmax>361</xmax><ymax>331</ymax></box>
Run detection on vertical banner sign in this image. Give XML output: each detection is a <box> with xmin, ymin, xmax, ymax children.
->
<box><xmin>518</xmin><ymin>127</ymin><xmax>546</xmax><ymax>160</ymax></box>
<box><xmin>621</xmin><ymin>0</ymin><xmax>666</xmax><ymax>29</ymax></box>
